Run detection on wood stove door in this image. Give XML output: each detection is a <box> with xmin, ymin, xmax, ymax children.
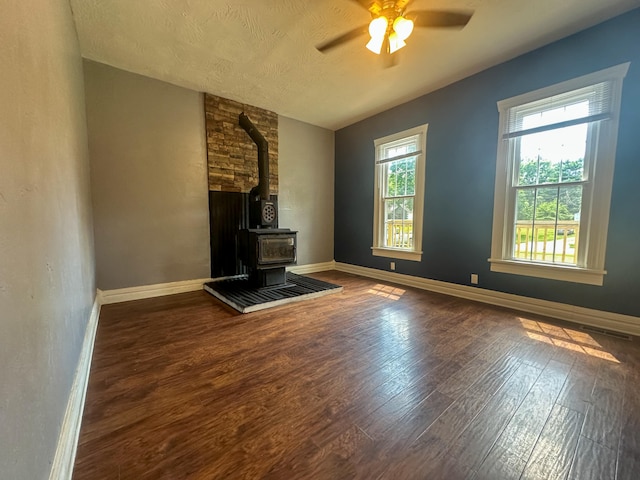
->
<box><xmin>258</xmin><ymin>235</ymin><xmax>296</xmax><ymax>265</ymax></box>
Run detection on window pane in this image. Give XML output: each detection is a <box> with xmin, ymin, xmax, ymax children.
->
<box><xmin>554</xmin><ymin>185</ymin><xmax>581</xmax><ymax>264</ymax></box>
<box><xmin>513</xmin><ymin>186</ymin><xmax>580</xmax><ymax>265</ymax></box>
<box><xmin>385</xmin><ymin>156</ymin><xmax>416</xmax><ymax>197</ymax></box>
<box><xmin>405</xmin><ymin>157</ymin><xmax>416</xmax><ymax>195</ymax></box>
<box><xmin>383</xmin><ymin>197</ymin><xmax>414</xmax><ymax>248</ymax></box>
<box><xmin>520</xmin><ymin>100</ymin><xmax>589</xmax><ymax>130</ymax></box>
<box><xmin>558</xmin><ymin>184</ymin><xmax>582</xmax><ymax>222</ymax></box>
<box><xmin>382</xmin><ymin>140</ymin><xmax>417</xmax><ymax>161</ymax></box>
<box><xmin>516</xmin><ymin>124</ymin><xmax>587</xmax><ymax>186</ymax></box>
<box><xmin>533</xmin><ymin>187</ymin><xmax>560</xmax><ymax>262</ymax></box>
<box><xmin>385</xmin><ymin>198</ymin><xmax>399</xmax><ymax>221</ymax></box>
<box><xmin>534</xmin><ymin>187</ymin><xmax>559</xmax><ymax>222</ymax></box>
<box><xmin>404</xmin><ymin>197</ymin><xmax>414</xmax><ymax>225</ymax></box>
<box><xmin>514</xmin><ymin>189</ymin><xmax>535</xmax><ymax>260</ymax></box>
<box><xmin>396</xmin><ymin>160</ymin><xmax>407</xmax><ymax>196</ymax></box>
<box><xmin>560</xmin><ymin>157</ymin><xmax>584</xmax><ymax>183</ymax></box>
<box><xmin>386</xmin><ymin>164</ymin><xmax>396</xmax><ymax>197</ymax></box>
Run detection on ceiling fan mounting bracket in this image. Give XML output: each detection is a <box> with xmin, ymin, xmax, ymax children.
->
<box><xmin>370</xmin><ymin>1</ymin><xmax>405</xmax><ymax>20</ymax></box>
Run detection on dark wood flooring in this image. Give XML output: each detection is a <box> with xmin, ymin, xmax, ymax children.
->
<box><xmin>73</xmin><ymin>271</ymin><xmax>640</xmax><ymax>479</ymax></box>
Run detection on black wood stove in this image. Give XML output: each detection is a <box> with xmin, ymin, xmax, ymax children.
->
<box><xmin>238</xmin><ymin>113</ymin><xmax>297</xmax><ymax>287</ymax></box>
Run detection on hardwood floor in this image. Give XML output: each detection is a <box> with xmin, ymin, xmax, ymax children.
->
<box><xmin>73</xmin><ymin>271</ymin><xmax>640</xmax><ymax>479</ymax></box>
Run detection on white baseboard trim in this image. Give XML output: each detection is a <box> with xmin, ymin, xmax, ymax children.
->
<box><xmin>49</xmin><ymin>295</ymin><xmax>101</xmax><ymax>480</ymax></box>
<box><xmin>334</xmin><ymin>262</ymin><xmax>640</xmax><ymax>337</ymax></box>
<box><xmin>99</xmin><ymin>278</ymin><xmax>212</xmax><ymax>305</ymax></box>
<box><xmin>99</xmin><ymin>267</ymin><xmax>338</xmax><ymax>305</ymax></box>
<box><xmin>287</xmin><ymin>261</ymin><xmax>336</xmax><ymax>275</ymax></box>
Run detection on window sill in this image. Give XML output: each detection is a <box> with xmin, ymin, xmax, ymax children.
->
<box><xmin>488</xmin><ymin>258</ymin><xmax>605</xmax><ymax>286</ymax></box>
<box><xmin>372</xmin><ymin>247</ymin><xmax>422</xmax><ymax>262</ymax></box>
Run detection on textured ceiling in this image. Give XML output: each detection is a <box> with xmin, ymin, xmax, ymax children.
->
<box><xmin>70</xmin><ymin>0</ymin><xmax>640</xmax><ymax>130</ymax></box>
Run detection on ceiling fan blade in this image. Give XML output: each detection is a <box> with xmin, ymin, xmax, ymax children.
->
<box><xmin>316</xmin><ymin>25</ymin><xmax>369</xmax><ymax>53</ymax></box>
<box><xmin>407</xmin><ymin>10</ymin><xmax>473</xmax><ymax>29</ymax></box>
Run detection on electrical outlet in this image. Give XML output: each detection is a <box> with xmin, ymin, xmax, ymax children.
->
<box><xmin>390</xmin><ymin>262</ymin><xmax>396</xmax><ymax>271</ymax></box>
<box><xmin>471</xmin><ymin>273</ymin><xmax>479</xmax><ymax>285</ymax></box>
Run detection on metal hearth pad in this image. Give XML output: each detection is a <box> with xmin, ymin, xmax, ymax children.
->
<box><xmin>204</xmin><ymin>273</ymin><xmax>343</xmax><ymax>313</ymax></box>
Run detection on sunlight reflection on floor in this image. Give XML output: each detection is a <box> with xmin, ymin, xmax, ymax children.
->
<box><xmin>519</xmin><ymin>317</ymin><xmax>619</xmax><ymax>363</ymax></box>
<box><xmin>368</xmin><ymin>284</ymin><xmax>406</xmax><ymax>301</ymax></box>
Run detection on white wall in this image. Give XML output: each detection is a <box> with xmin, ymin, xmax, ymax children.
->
<box><xmin>84</xmin><ymin>61</ymin><xmax>211</xmax><ymax>290</ymax></box>
<box><xmin>279</xmin><ymin>116</ymin><xmax>335</xmax><ymax>265</ymax></box>
<box><xmin>0</xmin><ymin>1</ymin><xmax>96</xmax><ymax>478</ymax></box>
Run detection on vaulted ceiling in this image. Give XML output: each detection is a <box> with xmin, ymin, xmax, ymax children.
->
<box><xmin>70</xmin><ymin>0</ymin><xmax>640</xmax><ymax>130</ymax></box>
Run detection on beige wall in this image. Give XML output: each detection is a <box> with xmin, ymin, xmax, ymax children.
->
<box><xmin>0</xmin><ymin>1</ymin><xmax>96</xmax><ymax>478</ymax></box>
<box><xmin>279</xmin><ymin>116</ymin><xmax>335</xmax><ymax>265</ymax></box>
<box><xmin>84</xmin><ymin>61</ymin><xmax>211</xmax><ymax>290</ymax></box>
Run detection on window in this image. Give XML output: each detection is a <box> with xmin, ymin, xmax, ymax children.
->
<box><xmin>490</xmin><ymin>63</ymin><xmax>629</xmax><ymax>285</ymax></box>
<box><xmin>372</xmin><ymin>124</ymin><xmax>427</xmax><ymax>262</ymax></box>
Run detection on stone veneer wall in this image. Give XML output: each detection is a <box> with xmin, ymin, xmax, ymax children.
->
<box><xmin>204</xmin><ymin>94</ymin><xmax>278</xmax><ymax>194</ymax></box>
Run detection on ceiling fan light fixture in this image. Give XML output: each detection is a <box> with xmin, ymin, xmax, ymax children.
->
<box><xmin>366</xmin><ymin>35</ymin><xmax>385</xmax><ymax>54</ymax></box>
<box><xmin>388</xmin><ymin>32</ymin><xmax>406</xmax><ymax>54</ymax></box>
<box><xmin>393</xmin><ymin>16</ymin><xmax>414</xmax><ymax>41</ymax></box>
<box><xmin>315</xmin><ymin>2</ymin><xmax>473</xmax><ymax>64</ymax></box>
<box><xmin>368</xmin><ymin>16</ymin><xmax>388</xmax><ymax>39</ymax></box>
<box><xmin>366</xmin><ymin>16</ymin><xmax>388</xmax><ymax>54</ymax></box>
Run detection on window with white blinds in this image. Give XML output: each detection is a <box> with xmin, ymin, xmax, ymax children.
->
<box><xmin>489</xmin><ymin>63</ymin><xmax>629</xmax><ymax>285</ymax></box>
<box><xmin>372</xmin><ymin>124</ymin><xmax>428</xmax><ymax>262</ymax></box>
<box><xmin>503</xmin><ymin>81</ymin><xmax>615</xmax><ymax>139</ymax></box>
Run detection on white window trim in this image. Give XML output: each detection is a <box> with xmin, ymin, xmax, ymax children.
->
<box><xmin>372</xmin><ymin>124</ymin><xmax>428</xmax><ymax>262</ymax></box>
<box><xmin>489</xmin><ymin>63</ymin><xmax>629</xmax><ymax>286</ymax></box>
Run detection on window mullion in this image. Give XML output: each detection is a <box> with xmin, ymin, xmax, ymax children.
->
<box><xmin>504</xmin><ymin>113</ymin><xmax>609</xmax><ymax>139</ymax></box>
<box><xmin>515</xmin><ymin>180</ymin><xmax>587</xmax><ymax>190</ymax></box>
<box><xmin>382</xmin><ymin>194</ymin><xmax>415</xmax><ymax>200</ymax></box>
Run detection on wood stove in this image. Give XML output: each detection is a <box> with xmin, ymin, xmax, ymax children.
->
<box><xmin>241</xmin><ymin>228</ymin><xmax>297</xmax><ymax>287</ymax></box>
<box><xmin>238</xmin><ymin>113</ymin><xmax>297</xmax><ymax>287</ymax></box>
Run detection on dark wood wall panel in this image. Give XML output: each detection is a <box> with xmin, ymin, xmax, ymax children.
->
<box><xmin>209</xmin><ymin>191</ymin><xmax>249</xmax><ymax>278</ymax></box>
<box><xmin>209</xmin><ymin>191</ymin><xmax>277</xmax><ymax>278</ymax></box>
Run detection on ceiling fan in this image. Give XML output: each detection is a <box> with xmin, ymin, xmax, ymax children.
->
<box><xmin>316</xmin><ymin>0</ymin><xmax>473</xmax><ymax>65</ymax></box>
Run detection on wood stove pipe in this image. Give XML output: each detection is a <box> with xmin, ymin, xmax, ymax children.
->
<box><xmin>239</xmin><ymin>112</ymin><xmax>269</xmax><ymax>201</ymax></box>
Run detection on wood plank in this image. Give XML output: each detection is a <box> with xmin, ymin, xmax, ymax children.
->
<box><xmin>581</xmin><ymin>362</ymin><xmax>626</xmax><ymax>449</ymax></box>
<box><xmin>448</xmin><ymin>362</ymin><xmax>542</xmax><ymax>471</ymax></box>
<box><xmin>616</xmin><ymin>446</ymin><xmax>640</xmax><ymax>480</ymax></box>
<box><xmin>616</xmin><ymin>369</ymin><xmax>640</xmax><ymax>480</ymax></box>
<box><xmin>379</xmin><ymin>362</ymin><xmax>517</xmax><ymax>479</ymax></box>
<box><xmin>520</xmin><ymin>404</ymin><xmax>584</xmax><ymax>480</ymax></box>
<box><xmin>473</xmin><ymin>359</ymin><xmax>571</xmax><ymax>478</ymax></box>
<box><xmin>568</xmin><ymin>435</ymin><xmax>616</xmax><ymax>480</ymax></box>
<box><xmin>473</xmin><ymin>445</ymin><xmax>528</xmax><ymax>480</ymax></box>
<box><xmin>556</xmin><ymin>362</ymin><xmax>598</xmax><ymax>414</ymax></box>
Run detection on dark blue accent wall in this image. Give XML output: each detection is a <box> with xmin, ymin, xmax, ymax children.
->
<box><xmin>335</xmin><ymin>9</ymin><xmax>640</xmax><ymax>317</ymax></box>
